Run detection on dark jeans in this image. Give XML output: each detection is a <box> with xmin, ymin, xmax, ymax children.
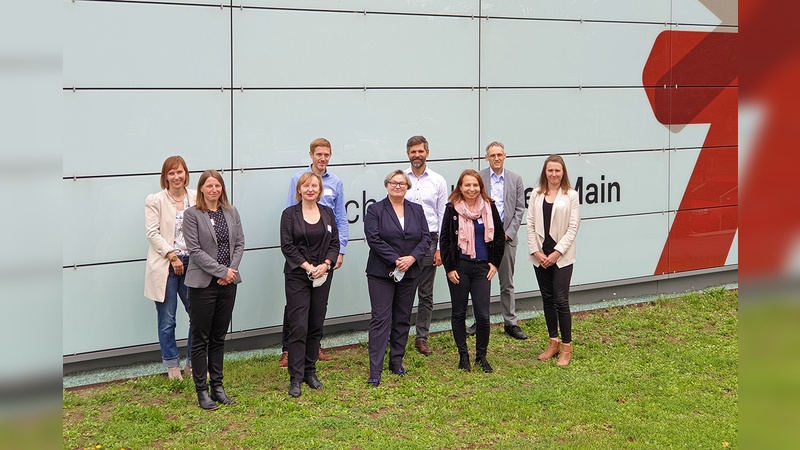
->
<box><xmin>367</xmin><ymin>274</ymin><xmax>419</xmax><ymax>378</ymax></box>
<box><xmin>448</xmin><ymin>259</ymin><xmax>491</xmax><ymax>359</ymax></box>
<box><xmin>284</xmin><ymin>270</ymin><xmax>332</xmax><ymax>384</ymax></box>
<box><xmin>155</xmin><ymin>255</ymin><xmax>192</xmax><ymax>368</ymax></box>
<box><xmin>533</xmin><ymin>263</ymin><xmax>573</xmax><ymax>343</ymax></box>
<box><xmin>189</xmin><ymin>281</ymin><xmax>236</xmax><ymax>393</ymax></box>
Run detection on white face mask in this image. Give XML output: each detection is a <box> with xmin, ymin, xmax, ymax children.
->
<box><xmin>389</xmin><ymin>268</ymin><xmax>406</xmax><ymax>282</ymax></box>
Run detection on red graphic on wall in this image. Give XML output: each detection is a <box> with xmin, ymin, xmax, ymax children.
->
<box><xmin>643</xmin><ymin>30</ymin><xmax>738</xmax><ymax>274</ymax></box>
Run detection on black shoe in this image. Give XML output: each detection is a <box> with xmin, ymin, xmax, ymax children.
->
<box><xmin>288</xmin><ymin>382</ymin><xmax>302</xmax><ymax>398</ymax></box>
<box><xmin>475</xmin><ymin>357</ymin><xmax>494</xmax><ymax>373</ymax></box>
<box><xmin>505</xmin><ymin>324</ymin><xmax>529</xmax><ymax>340</ymax></box>
<box><xmin>197</xmin><ymin>390</ymin><xmax>218</xmax><ymax>410</ymax></box>
<box><xmin>458</xmin><ymin>354</ymin><xmax>471</xmax><ymax>372</ymax></box>
<box><xmin>210</xmin><ymin>385</ymin><xmax>235</xmax><ymax>405</ymax></box>
<box><xmin>367</xmin><ymin>377</ymin><xmax>380</xmax><ymax>387</ymax></box>
<box><xmin>389</xmin><ymin>365</ymin><xmax>408</xmax><ymax>376</ymax></box>
<box><xmin>466</xmin><ymin>323</ymin><xmax>476</xmax><ymax>336</ymax></box>
<box><xmin>304</xmin><ymin>374</ymin><xmax>323</xmax><ymax>390</ymax></box>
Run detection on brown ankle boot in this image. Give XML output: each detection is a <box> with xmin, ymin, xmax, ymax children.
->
<box><xmin>538</xmin><ymin>338</ymin><xmax>560</xmax><ymax>361</ymax></box>
<box><xmin>556</xmin><ymin>342</ymin><xmax>573</xmax><ymax>367</ymax></box>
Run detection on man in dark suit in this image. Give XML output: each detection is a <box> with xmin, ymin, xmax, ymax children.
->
<box><xmin>469</xmin><ymin>141</ymin><xmax>529</xmax><ymax>340</ymax></box>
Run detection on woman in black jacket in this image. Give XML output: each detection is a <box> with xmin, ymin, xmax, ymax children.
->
<box><xmin>440</xmin><ymin>169</ymin><xmax>505</xmax><ymax>373</ymax></box>
<box><xmin>280</xmin><ymin>172</ymin><xmax>339</xmax><ymax>398</ymax></box>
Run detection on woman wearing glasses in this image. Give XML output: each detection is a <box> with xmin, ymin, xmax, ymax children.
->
<box><xmin>280</xmin><ymin>172</ymin><xmax>340</xmax><ymax>398</ymax></box>
<box><xmin>363</xmin><ymin>170</ymin><xmax>431</xmax><ymax>387</ymax></box>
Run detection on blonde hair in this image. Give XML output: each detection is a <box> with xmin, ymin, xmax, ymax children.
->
<box><xmin>294</xmin><ymin>172</ymin><xmax>324</xmax><ymax>202</ymax></box>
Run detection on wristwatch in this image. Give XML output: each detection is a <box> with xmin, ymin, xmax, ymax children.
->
<box><xmin>170</xmin><ymin>255</ymin><xmax>178</xmax><ymax>262</ymax></box>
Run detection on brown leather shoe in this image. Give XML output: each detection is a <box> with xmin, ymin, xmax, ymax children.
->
<box><xmin>415</xmin><ymin>339</ymin><xmax>433</xmax><ymax>356</ymax></box>
<box><xmin>318</xmin><ymin>348</ymin><xmax>333</xmax><ymax>361</ymax></box>
<box><xmin>278</xmin><ymin>350</ymin><xmax>288</xmax><ymax>368</ymax></box>
<box><xmin>556</xmin><ymin>342</ymin><xmax>573</xmax><ymax>367</ymax></box>
<box><xmin>538</xmin><ymin>338</ymin><xmax>560</xmax><ymax>361</ymax></box>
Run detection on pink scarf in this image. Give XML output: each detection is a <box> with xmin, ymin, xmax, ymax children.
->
<box><xmin>454</xmin><ymin>197</ymin><xmax>494</xmax><ymax>259</ymax></box>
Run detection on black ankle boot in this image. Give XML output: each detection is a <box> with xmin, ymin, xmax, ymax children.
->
<box><xmin>210</xmin><ymin>385</ymin><xmax>235</xmax><ymax>405</ymax></box>
<box><xmin>197</xmin><ymin>390</ymin><xmax>218</xmax><ymax>410</ymax></box>
<box><xmin>475</xmin><ymin>356</ymin><xmax>494</xmax><ymax>373</ymax></box>
<box><xmin>458</xmin><ymin>353</ymin><xmax>471</xmax><ymax>372</ymax></box>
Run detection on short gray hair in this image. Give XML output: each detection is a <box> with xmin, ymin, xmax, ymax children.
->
<box><xmin>383</xmin><ymin>169</ymin><xmax>412</xmax><ymax>189</ymax></box>
<box><xmin>485</xmin><ymin>141</ymin><xmax>505</xmax><ymax>154</ymax></box>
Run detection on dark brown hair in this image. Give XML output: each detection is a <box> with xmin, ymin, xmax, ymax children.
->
<box><xmin>406</xmin><ymin>135</ymin><xmax>429</xmax><ymax>152</ymax></box>
<box><xmin>195</xmin><ymin>170</ymin><xmax>231</xmax><ymax>211</ymax></box>
<box><xmin>448</xmin><ymin>169</ymin><xmax>491</xmax><ymax>204</ymax></box>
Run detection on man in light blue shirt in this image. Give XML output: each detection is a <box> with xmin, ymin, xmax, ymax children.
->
<box><xmin>278</xmin><ymin>138</ymin><xmax>349</xmax><ymax>366</ymax></box>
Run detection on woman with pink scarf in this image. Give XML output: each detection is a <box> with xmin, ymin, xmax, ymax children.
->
<box><xmin>440</xmin><ymin>169</ymin><xmax>505</xmax><ymax>373</ymax></box>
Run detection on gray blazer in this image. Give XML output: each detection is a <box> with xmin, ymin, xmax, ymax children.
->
<box><xmin>183</xmin><ymin>205</ymin><xmax>245</xmax><ymax>288</ymax></box>
<box><xmin>479</xmin><ymin>167</ymin><xmax>526</xmax><ymax>246</ymax></box>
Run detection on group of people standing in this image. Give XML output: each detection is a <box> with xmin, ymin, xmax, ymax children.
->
<box><xmin>143</xmin><ymin>136</ymin><xmax>580</xmax><ymax>409</ymax></box>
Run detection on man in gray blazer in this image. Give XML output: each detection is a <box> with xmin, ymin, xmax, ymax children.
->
<box><xmin>469</xmin><ymin>141</ymin><xmax>529</xmax><ymax>340</ymax></box>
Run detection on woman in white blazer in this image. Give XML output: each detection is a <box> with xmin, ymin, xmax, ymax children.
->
<box><xmin>144</xmin><ymin>156</ymin><xmax>197</xmax><ymax>381</ymax></box>
<box><xmin>527</xmin><ymin>154</ymin><xmax>580</xmax><ymax>367</ymax></box>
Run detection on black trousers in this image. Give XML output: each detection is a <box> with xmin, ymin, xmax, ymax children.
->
<box><xmin>284</xmin><ymin>270</ymin><xmax>332</xmax><ymax>384</ymax></box>
<box><xmin>189</xmin><ymin>281</ymin><xmax>236</xmax><ymax>393</ymax></box>
<box><xmin>366</xmin><ymin>274</ymin><xmax>419</xmax><ymax>378</ymax></box>
<box><xmin>448</xmin><ymin>259</ymin><xmax>491</xmax><ymax>359</ymax></box>
<box><xmin>533</xmin><ymin>263</ymin><xmax>573</xmax><ymax>343</ymax></box>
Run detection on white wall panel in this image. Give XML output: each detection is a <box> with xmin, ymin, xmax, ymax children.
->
<box><xmin>233</xmin><ymin>8</ymin><xmax>478</xmax><ymax>87</ymax></box>
<box><xmin>64</xmin><ymin>1</ymin><xmax>230</xmax><ymax>87</ymax></box>
<box><xmin>233</xmin><ymin>89</ymin><xmax>479</xmax><ymax>167</ymax></box>
<box><xmin>63</xmin><ymin>172</ymin><xmax>235</xmax><ymax>266</ymax></box>
<box><xmin>481</xmin><ymin>0</ymin><xmax>671</xmax><ymax>23</ymax></box>
<box><xmin>481</xmin><ymin>19</ymin><xmax>667</xmax><ymax>87</ymax></box>
<box><xmin>235</xmin><ymin>0</ymin><xmax>479</xmax><ymax>15</ymax></box>
<box><xmin>63</xmin><ymin>262</ymin><xmax>184</xmax><ymax>355</ymax></box>
<box><xmin>510</xmin><ymin>152</ymin><xmax>669</xmax><ymax>220</ymax></box>
<box><xmin>480</xmin><ymin>88</ymin><xmax>670</xmax><ymax>154</ymax></box>
<box><xmin>64</xmin><ymin>90</ymin><xmax>231</xmax><ymax>176</ymax></box>
<box><xmin>228</xmin><ymin>248</ymin><xmax>287</xmax><ymax>332</ymax></box>
<box><xmin>569</xmin><ymin>214</ymin><xmax>668</xmax><ymax>286</ymax></box>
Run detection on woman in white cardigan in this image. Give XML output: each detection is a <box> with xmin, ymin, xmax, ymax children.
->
<box><xmin>527</xmin><ymin>154</ymin><xmax>580</xmax><ymax>367</ymax></box>
<box><xmin>145</xmin><ymin>156</ymin><xmax>197</xmax><ymax>380</ymax></box>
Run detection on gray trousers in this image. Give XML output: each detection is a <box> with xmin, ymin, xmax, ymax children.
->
<box><xmin>414</xmin><ymin>234</ymin><xmax>438</xmax><ymax>341</ymax></box>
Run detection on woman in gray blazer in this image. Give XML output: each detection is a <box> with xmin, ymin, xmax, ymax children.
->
<box><xmin>183</xmin><ymin>170</ymin><xmax>244</xmax><ymax>410</ymax></box>
<box><xmin>280</xmin><ymin>172</ymin><xmax>339</xmax><ymax>398</ymax></box>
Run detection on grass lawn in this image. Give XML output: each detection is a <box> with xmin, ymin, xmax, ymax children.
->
<box><xmin>63</xmin><ymin>288</ymin><xmax>737</xmax><ymax>449</ymax></box>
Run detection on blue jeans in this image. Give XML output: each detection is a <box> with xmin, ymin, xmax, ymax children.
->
<box><xmin>155</xmin><ymin>255</ymin><xmax>192</xmax><ymax>368</ymax></box>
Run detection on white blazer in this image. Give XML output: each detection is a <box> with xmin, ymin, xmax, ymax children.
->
<box><xmin>144</xmin><ymin>188</ymin><xmax>197</xmax><ymax>301</ymax></box>
<box><xmin>526</xmin><ymin>187</ymin><xmax>580</xmax><ymax>268</ymax></box>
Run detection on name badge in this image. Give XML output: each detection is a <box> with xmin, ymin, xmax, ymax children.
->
<box><xmin>477</xmin><ymin>218</ymin><xmax>484</xmax><ymax>225</ymax></box>
<box><xmin>327</xmin><ymin>225</ymin><xmax>332</xmax><ymax>233</ymax></box>
<box><xmin>324</xmin><ymin>188</ymin><xmax>334</xmax><ymax>197</ymax></box>
<box><xmin>210</xmin><ymin>219</ymin><xmax>215</xmax><ymax>226</ymax></box>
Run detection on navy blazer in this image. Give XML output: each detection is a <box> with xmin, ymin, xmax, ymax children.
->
<box><xmin>440</xmin><ymin>201</ymin><xmax>505</xmax><ymax>273</ymax></box>
<box><xmin>183</xmin><ymin>205</ymin><xmax>245</xmax><ymax>289</ymax></box>
<box><xmin>280</xmin><ymin>203</ymin><xmax>340</xmax><ymax>274</ymax></box>
<box><xmin>364</xmin><ymin>197</ymin><xmax>431</xmax><ymax>279</ymax></box>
